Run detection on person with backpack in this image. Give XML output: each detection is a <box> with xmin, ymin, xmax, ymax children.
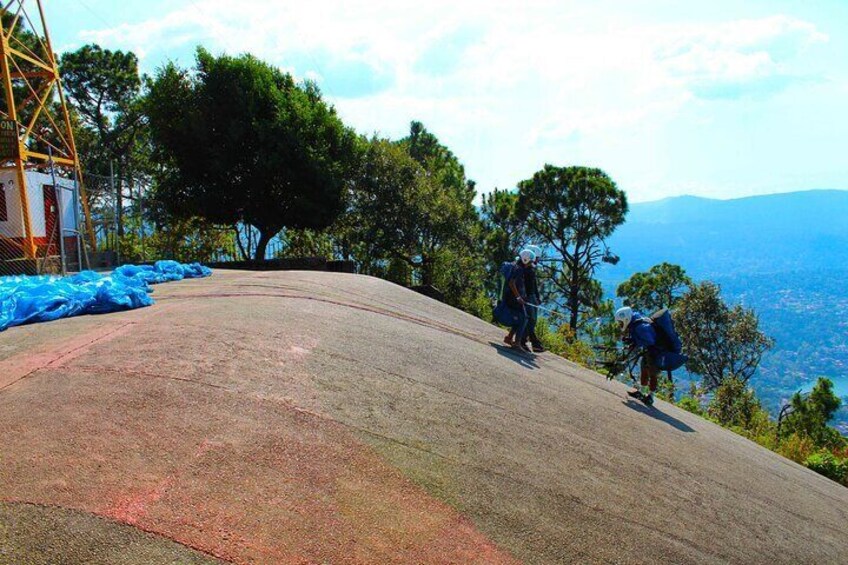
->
<box><xmin>614</xmin><ymin>306</ymin><xmax>687</xmax><ymax>406</ymax></box>
<box><xmin>494</xmin><ymin>249</ymin><xmax>535</xmax><ymax>353</ymax></box>
<box><xmin>521</xmin><ymin>246</ymin><xmax>545</xmax><ymax>353</ymax></box>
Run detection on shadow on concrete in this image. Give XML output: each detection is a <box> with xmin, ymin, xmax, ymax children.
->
<box><xmin>489</xmin><ymin>342</ymin><xmax>540</xmax><ymax>370</ymax></box>
<box><xmin>623</xmin><ymin>399</ymin><xmax>696</xmax><ymax>433</ymax></box>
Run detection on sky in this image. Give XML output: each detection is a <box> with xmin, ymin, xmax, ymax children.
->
<box><xmin>43</xmin><ymin>0</ymin><xmax>848</xmax><ymax>202</ymax></box>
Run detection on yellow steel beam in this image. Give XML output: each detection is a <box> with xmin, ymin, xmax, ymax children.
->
<box><xmin>0</xmin><ymin>31</ymin><xmax>35</xmax><ymax>259</ymax></box>
<box><xmin>37</xmin><ymin>0</ymin><xmax>95</xmax><ymax>250</ymax></box>
<box><xmin>24</xmin><ymin>79</ymin><xmax>53</xmax><ymax>138</ymax></box>
<box><xmin>22</xmin><ymin>149</ymin><xmax>74</xmax><ymax>165</ymax></box>
<box><xmin>8</xmin><ymin>26</ymin><xmax>45</xmax><ymax>63</ymax></box>
<box><xmin>7</xmin><ymin>46</ymin><xmax>53</xmax><ymax>73</ymax></box>
<box><xmin>0</xmin><ymin>0</ymin><xmax>97</xmax><ymax>259</ymax></box>
<box><xmin>10</xmin><ymin>53</ymin><xmax>72</xmax><ymax>156</ymax></box>
<box><xmin>10</xmin><ymin>70</ymin><xmax>52</xmax><ymax>79</ymax></box>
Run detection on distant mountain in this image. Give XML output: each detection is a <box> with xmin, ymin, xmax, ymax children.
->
<box><xmin>602</xmin><ymin>190</ymin><xmax>848</xmax><ymax>278</ymax></box>
<box><xmin>597</xmin><ymin>189</ymin><xmax>848</xmax><ymax>431</ymax></box>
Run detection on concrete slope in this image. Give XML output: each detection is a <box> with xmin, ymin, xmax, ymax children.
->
<box><xmin>0</xmin><ymin>270</ymin><xmax>846</xmax><ymax>564</ymax></box>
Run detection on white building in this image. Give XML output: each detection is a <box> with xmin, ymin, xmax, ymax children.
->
<box><xmin>0</xmin><ymin>170</ymin><xmax>79</xmax><ymax>261</ymax></box>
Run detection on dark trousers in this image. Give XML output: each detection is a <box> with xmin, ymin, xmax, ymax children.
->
<box><xmin>640</xmin><ymin>355</ymin><xmax>660</xmax><ymax>392</ymax></box>
<box><xmin>523</xmin><ymin>295</ymin><xmax>541</xmax><ymax>346</ymax></box>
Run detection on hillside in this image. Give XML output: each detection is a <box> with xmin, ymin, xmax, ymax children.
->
<box><xmin>599</xmin><ymin>189</ymin><xmax>848</xmax><ymax>428</ymax></box>
<box><xmin>1</xmin><ymin>270</ymin><xmax>847</xmax><ymax>564</ymax></box>
<box><xmin>605</xmin><ymin>189</ymin><xmax>848</xmax><ymax>276</ymax></box>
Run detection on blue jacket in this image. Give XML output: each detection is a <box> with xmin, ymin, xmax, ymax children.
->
<box><xmin>627</xmin><ymin>315</ymin><xmax>658</xmax><ymax>349</ymax></box>
<box><xmin>626</xmin><ymin>312</ymin><xmax>687</xmax><ymax>371</ymax></box>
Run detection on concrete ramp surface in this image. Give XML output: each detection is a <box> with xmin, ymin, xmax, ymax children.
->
<box><xmin>1</xmin><ymin>270</ymin><xmax>846</xmax><ymax>564</ymax></box>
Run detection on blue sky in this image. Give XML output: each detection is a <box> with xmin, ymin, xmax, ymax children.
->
<box><xmin>46</xmin><ymin>0</ymin><xmax>848</xmax><ymax>202</ymax></box>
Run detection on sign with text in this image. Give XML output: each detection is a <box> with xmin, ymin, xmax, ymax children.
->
<box><xmin>0</xmin><ymin>119</ymin><xmax>19</xmax><ymax>160</ymax></box>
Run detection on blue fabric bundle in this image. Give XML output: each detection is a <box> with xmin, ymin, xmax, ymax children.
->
<box><xmin>0</xmin><ymin>261</ymin><xmax>212</xmax><ymax>332</ymax></box>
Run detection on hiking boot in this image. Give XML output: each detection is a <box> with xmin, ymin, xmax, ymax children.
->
<box><xmin>531</xmin><ymin>343</ymin><xmax>545</xmax><ymax>353</ymax></box>
<box><xmin>642</xmin><ymin>393</ymin><xmax>655</xmax><ymax>406</ymax></box>
<box><xmin>511</xmin><ymin>342</ymin><xmax>531</xmax><ymax>354</ymax></box>
<box><xmin>626</xmin><ymin>389</ymin><xmax>643</xmax><ymax>399</ymax></box>
<box><xmin>503</xmin><ymin>335</ymin><xmax>514</xmax><ymax>346</ymax></box>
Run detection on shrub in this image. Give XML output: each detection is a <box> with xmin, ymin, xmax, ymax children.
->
<box><xmin>677</xmin><ymin>396</ymin><xmax>704</xmax><ymax>416</ymax></box>
<box><xmin>804</xmin><ymin>452</ymin><xmax>848</xmax><ymax>485</ymax></box>
<box><xmin>777</xmin><ymin>433</ymin><xmax>816</xmax><ymax>464</ymax></box>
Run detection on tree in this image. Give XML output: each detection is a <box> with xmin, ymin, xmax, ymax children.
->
<box><xmin>481</xmin><ymin>188</ymin><xmax>528</xmax><ymax>294</ymax></box>
<box><xmin>780</xmin><ymin>378</ymin><xmax>845</xmax><ymax>450</ymax></box>
<box><xmin>60</xmin><ymin>45</ymin><xmax>142</xmax><ymax>154</ymax></box>
<box><xmin>349</xmin><ymin>137</ymin><xmax>458</xmax><ymax>283</ymax></box>
<box><xmin>708</xmin><ymin>377</ymin><xmax>768</xmax><ymax>430</ymax></box>
<box><xmin>61</xmin><ymin>45</ymin><xmax>148</xmax><ymax>236</ymax></box>
<box><xmin>517</xmin><ymin>165</ymin><xmax>627</xmax><ymax>331</ymax></box>
<box><xmin>616</xmin><ymin>263</ymin><xmax>692</xmax><ymax>313</ymax></box>
<box><xmin>146</xmin><ymin>49</ymin><xmax>359</xmax><ymax>260</ymax></box>
<box><xmin>675</xmin><ymin>281</ymin><xmax>774</xmax><ymax>391</ymax></box>
<box><xmin>344</xmin><ymin>133</ymin><xmax>489</xmax><ymax>314</ymax></box>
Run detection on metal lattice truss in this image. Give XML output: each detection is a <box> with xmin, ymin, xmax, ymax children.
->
<box><xmin>0</xmin><ymin>0</ymin><xmax>94</xmax><ymax>258</ymax></box>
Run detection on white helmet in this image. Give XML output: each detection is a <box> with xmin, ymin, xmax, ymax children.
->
<box><xmin>519</xmin><ymin>249</ymin><xmax>536</xmax><ymax>265</ymax></box>
<box><xmin>526</xmin><ymin>245</ymin><xmax>543</xmax><ymax>263</ymax></box>
<box><xmin>614</xmin><ymin>306</ymin><xmax>633</xmax><ymax>330</ymax></box>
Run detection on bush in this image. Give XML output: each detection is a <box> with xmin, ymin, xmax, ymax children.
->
<box><xmin>677</xmin><ymin>396</ymin><xmax>704</xmax><ymax>416</ymax></box>
<box><xmin>778</xmin><ymin>433</ymin><xmax>817</xmax><ymax>464</ymax></box>
<box><xmin>707</xmin><ymin>377</ymin><xmax>765</xmax><ymax>430</ymax></box>
<box><xmin>804</xmin><ymin>452</ymin><xmax>848</xmax><ymax>485</ymax></box>
<box><xmin>534</xmin><ymin>317</ymin><xmax>566</xmax><ymax>355</ymax></box>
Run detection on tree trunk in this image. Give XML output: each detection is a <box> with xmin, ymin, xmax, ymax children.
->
<box><xmin>568</xmin><ymin>252</ymin><xmax>581</xmax><ymax>332</ymax></box>
<box><xmin>420</xmin><ymin>254</ymin><xmax>434</xmax><ymax>287</ymax></box>
<box><xmin>254</xmin><ymin>230</ymin><xmax>273</xmax><ymax>261</ymax></box>
<box><xmin>116</xmin><ymin>164</ymin><xmax>124</xmax><ymax>237</ymax></box>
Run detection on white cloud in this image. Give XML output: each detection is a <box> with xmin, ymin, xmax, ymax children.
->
<box><xmin>75</xmin><ymin>2</ymin><xmax>832</xmax><ymax>198</ymax></box>
<box><xmin>656</xmin><ymin>15</ymin><xmax>828</xmax><ymax>98</ymax></box>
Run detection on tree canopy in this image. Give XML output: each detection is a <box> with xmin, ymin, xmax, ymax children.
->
<box><xmin>146</xmin><ymin>48</ymin><xmax>359</xmax><ymax>259</ymax></box>
<box><xmin>60</xmin><ymin>44</ymin><xmax>142</xmax><ymax>146</ymax></box>
<box><xmin>616</xmin><ymin>262</ymin><xmax>693</xmax><ymax>313</ymax></box>
<box><xmin>517</xmin><ymin>165</ymin><xmax>627</xmax><ymax>331</ymax></box>
<box><xmin>675</xmin><ymin>281</ymin><xmax>774</xmax><ymax>391</ymax></box>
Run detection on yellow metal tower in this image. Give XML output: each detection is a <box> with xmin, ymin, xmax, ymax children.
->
<box><xmin>0</xmin><ymin>0</ymin><xmax>93</xmax><ymax>262</ymax></box>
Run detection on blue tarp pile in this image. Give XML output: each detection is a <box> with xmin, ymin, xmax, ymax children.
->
<box><xmin>0</xmin><ymin>260</ymin><xmax>212</xmax><ymax>332</ymax></box>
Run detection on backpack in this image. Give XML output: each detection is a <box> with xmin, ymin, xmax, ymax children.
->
<box><xmin>649</xmin><ymin>308</ymin><xmax>682</xmax><ymax>354</ymax></box>
<box><xmin>647</xmin><ymin>308</ymin><xmax>687</xmax><ymax>371</ymax></box>
<box><xmin>493</xmin><ymin>261</ymin><xmax>522</xmax><ymax>326</ymax></box>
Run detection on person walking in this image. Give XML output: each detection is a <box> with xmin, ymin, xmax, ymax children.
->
<box><xmin>521</xmin><ymin>247</ymin><xmax>545</xmax><ymax>353</ymax></box>
<box><xmin>500</xmin><ymin>249</ymin><xmax>534</xmax><ymax>352</ymax></box>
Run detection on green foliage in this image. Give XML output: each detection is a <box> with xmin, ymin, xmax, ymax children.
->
<box><xmin>344</xmin><ymin>127</ymin><xmax>487</xmax><ymax>312</ymax></box>
<box><xmin>112</xmin><ymin>217</ymin><xmax>233</xmax><ymax>264</ymax></box>
<box><xmin>61</xmin><ymin>45</ymin><xmax>142</xmax><ymax>145</ymax></box>
<box><xmin>383</xmin><ymin>259</ymin><xmax>413</xmax><ymax>287</ymax></box>
<box><xmin>430</xmin><ymin>247</ymin><xmax>490</xmax><ymax>319</ymax></box>
<box><xmin>517</xmin><ymin>165</ymin><xmax>627</xmax><ymax>331</ymax></box>
<box><xmin>804</xmin><ymin>452</ymin><xmax>848</xmax><ymax>485</ymax></box>
<box><xmin>146</xmin><ymin>48</ymin><xmax>359</xmax><ymax>259</ymax></box>
<box><xmin>616</xmin><ymin>263</ymin><xmax>692</xmax><ymax>313</ymax></box>
<box><xmin>675</xmin><ymin>281</ymin><xmax>774</xmax><ymax>391</ymax></box>
<box><xmin>535</xmin><ymin>321</ymin><xmax>594</xmax><ymax>366</ymax></box>
<box><xmin>656</xmin><ymin>375</ymin><xmax>676</xmax><ymax>402</ymax></box>
<box><xmin>276</xmin><ymin>229</ymin><xmax>334</xmax><ymax>260</ymax></box>
<box><xmin>60</xmin><ymin>43</ymin><xmax>150</xmax><ymax>244</ymax></box>
<box><xmin>348</xmin><ymin>137</ymin><xmax>450</xmax><ymax>277</ymax></box>
<box><xmin>780</xmin><ymin>378</ymin><xmax>846</xmax><ymax>451</ymax></box>
<box><xmin>677</xmin><ymin>395</ymin><xmax>704</xmax><ymax>417</ymax></box>
<box><xmin>708</xmin><ymin>377</ymin><xmax>767</xmax><ymax>429</ymax></box>
<box><xmin>481</xmin><ymin>189</ymin><xmax>528</xmax><ymax>295</ymax></box>
<box><xmin>778</xmin><ymin>433</ymin><xmax>817</xmax><ymax>464</ymax></box>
